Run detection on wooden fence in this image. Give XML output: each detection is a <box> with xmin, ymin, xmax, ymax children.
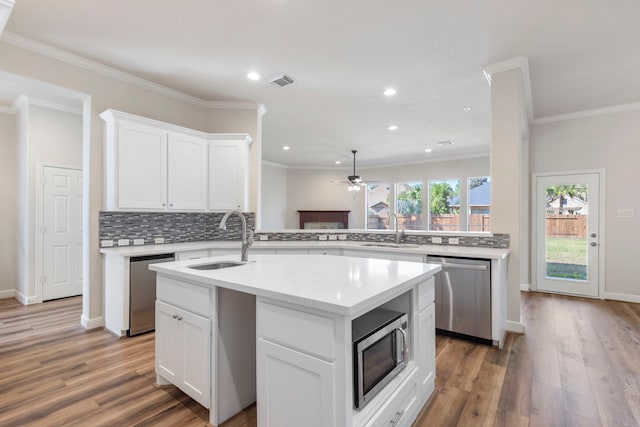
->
<box><xmin>546</xmin><ymin>214</ymin><xmax>587</xmax><ymax>238</ymax></box>
<box><xmin>367</xmin><ymin>214</ymin><xmax>491</xmax><ymax>232</ymax></box>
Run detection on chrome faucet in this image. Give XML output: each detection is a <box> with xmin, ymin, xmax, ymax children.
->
<box><xmin>387</xmin><ymin>213</ymin><xmax>404</xmax><ymax>244</ymax></box>
<box><xmin>218</xmin><ymin>210</ymin><xmax>254</xmax><ymax>262</ymax></box>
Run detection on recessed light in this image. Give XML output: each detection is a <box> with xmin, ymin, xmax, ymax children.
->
<box><xmin>383</xmin><ymin>88</ymin><xmax>397</xmax><ymax>97</ymax></box>
<box><xmin>388</xmin><ymin>125</ymin><xmax>398</xmax><ymax>131</ymax></box>
<box><xmin>282</xmin><ymin>146</ymin><xmax>290</xmax><ymax>151</ymax></box>
<box><xmin>247</xmin><ymin>71</ymin><xmax>261</xmax><ymax>81</ymax></box>
<box><xmin>335</xmin><ymin>160</ymin><xmax>341</xmax><ymax>165</ymax></box>
<box><xmin>424</xmin><ymin>148</ymin><xmax>433</xmax><ymax>153</ymax></box>
<box><xmin>463</xmin><ymin>106</ymin><xmax>472</xmax><ymax>112</ymax></box>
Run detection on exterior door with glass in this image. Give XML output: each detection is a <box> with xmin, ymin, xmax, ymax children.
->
<box><xmin>535</xmin><ymin>173</ymin><xmax>600</xmax><ymax>297</ymax></box>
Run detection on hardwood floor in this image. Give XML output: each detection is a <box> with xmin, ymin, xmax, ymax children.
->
<box><xmin>1</xmin><ymin>292</ymin><xmax>639</xmax><ymax>426</ymax></box>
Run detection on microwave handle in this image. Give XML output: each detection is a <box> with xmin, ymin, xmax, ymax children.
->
<box><xmin>397</xmin><ymin>327</ymin><xmax>408</xmax><ymax>364</ymax></box>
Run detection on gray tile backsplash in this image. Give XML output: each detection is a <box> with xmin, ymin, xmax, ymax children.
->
<box><xmin>99</xmin><ymin>212</ymin><xmax>508</xmax><ymax>249</ymax></box>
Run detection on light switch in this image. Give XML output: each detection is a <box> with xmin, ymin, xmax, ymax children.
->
<box><xmin>618</xmin><ymin>209</ymin><xmax>634</xmax><ymax>218</ymax></box>
<box><xmin>101</xmin><ymin>240</ymin><xmax>114</xmax><ymax>247</ymax></box>
<box><xmin>431</xmin><ymin>236</ymin><xmax>442</xmax><ymax>244</ymax></box>
<box><xmin>448</xmin><ymin>237</ymin><xmax>460</xmax><ymax>245</ymax></box>
<box><xmin>117</xmin><ymin>239</ymin><xmax>130</xmax><ymax>246</ymax></box>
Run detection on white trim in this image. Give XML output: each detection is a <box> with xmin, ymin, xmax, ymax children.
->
<box><xmin>15</xmin><ymin>290</ymin><xmax>37</xmax><ymax>305</ymax></box>
<box><xmin>505</xmin><ymin>319</ymin><xmax>525</xmax><ymax>334</ymax></box>
<box><xmin>0</xmin><ymin>32</ymin><xmax>257</xmax><ymax>110</ymax></box>
<box><xmin>81</xmin><ymin>314</ymin><xmax>104</xmax><ymax>330</ymax></box>
<box><xmin>262</xmin><ymin>160</ymin><xmax>288</xmax><ymax>169</ymax></box>
<box><xmin>603</xmin><ymin>292</ymin><xmax>640</xmax><ymax>304</ymax></box>
<box><xmin>483</xmin><ymin>57</ymin><xmax>534</xmax><ymax>122</ymax></box>
<box><xmin>0</xmin><ymin>0</ymin><xmax>14</xmax><ymax>36</ymax></box>
<box><xmin>81</xmin><ymin>97</ymin><xmax>92</xmax><ymax>329</ymax></box>
<box><xmin>533</xmin><ymin>101</ymin><xmax>640</xmax><ymax>124</ymax></box>
<box><xmin>28</xmin><ymin>97</ymin><xmax>82</xmax><ymax>115</ymax></box>
<box><xmin>0</xmin><ymin>289</ymin><xmax>15</xmax><ymax>299</ymax></box>
<box><xmin>520</xmin><ymin>283</ymin><xmax>530</xmax><ymax>292</ymax></box>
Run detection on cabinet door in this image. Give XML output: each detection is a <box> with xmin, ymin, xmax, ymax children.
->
<box><xmin>117</xmin><ymin>121</ymin><xmax>167</xmax><ymax>209</ymax></box>
<box><xmin>181</xmin><ymin>309</ymin><xmax>211</xmax><ymax>408</ymax></box>
<box><xmin>167</xmin><ymin>133</ymin><xmax>208</xmax><ymax>210</ymax></box>
<box><xmin>257</xmin><ymin>338</ymin><xmax>335</xmax><ymax>427</ymax></box>
<box><xmin>156</xmin><ymin>301</ymin><xmax>181</xmax><ymax>384</ymax></box>
<box><xmin>418</xmin><ymin>304</ymin><xmax>435</xmax><ymax>390</ymax></box>
<box><xmin>209</xmin><ymin>141</ymin><xmax>248</xmax><ymax>211</ymax></box>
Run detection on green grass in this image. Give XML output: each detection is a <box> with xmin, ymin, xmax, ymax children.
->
<box><xmin>545</xmin><ymin>237</ymin><xmax>587</xmax><ymax>280</ymax></box>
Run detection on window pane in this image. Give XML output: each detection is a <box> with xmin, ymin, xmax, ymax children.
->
<box><xmin>429</xmin><ymin>179</ymin><xmax>460</xmax><ymax>231</ymax></box>
<box><xmin>366</xmin><ymin>184</ymin><xmax>391</xmax><ymax>230</ymax></box>
<box><xmin>395</xmin><ymin>181</ymin><xmax>423</xmax><ymax>230</ymax></box>
<box><xmin>468</xmin><ymin>177</ymin><xmax>491</xmax><ymax>232</ymax></box>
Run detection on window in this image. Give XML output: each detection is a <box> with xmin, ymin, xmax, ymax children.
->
<box><xmin>428</xmin><ymin>179</ymin><xmax>460</xmax><ymax>231</ymax></box>
<box><xmin>366</xmin><ymin>184</ymin><xmax>391</xmax><ymax>230</ymax></box>
<box><xmin>468</xmin><ymin>176</ymin><xmax>491</xmax><ymax>232</ymax></box>
<box><xmin>395</xmin><ymin>181</ymin><xmax>423</xmax><ymax>230</ymax></box>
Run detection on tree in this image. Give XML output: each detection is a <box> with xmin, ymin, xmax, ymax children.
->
<box><xmin>546</xmin><ymin>184</ymin><xmax>586</xmax><ymax>214</ymax></box>
<box><xmin>430</xmin><ymin>182</ymin><xmax>455</xmax><ymax>215</ymax></box>
<box><xmin>397</xmin><ymin>184</ymin><xmax>422</xmax><ymax>215</ymax></box>
<box><xmin>469</xmin><ymin>177</ymin><xmax>489</xmax><ymax>190</ymax></box>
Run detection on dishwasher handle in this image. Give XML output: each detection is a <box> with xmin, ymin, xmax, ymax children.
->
<box><xmin>427</xmin><ymin>261</ymin><xmax>488</xmax><ymax>271</ymax></box>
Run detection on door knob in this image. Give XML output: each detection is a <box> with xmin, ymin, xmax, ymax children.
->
<box><xmin>591</xmin><ymin>233</ymin><xmax>597</xmax><ymax>238</ymax></box>
<box><xmin>590</xmin><ymin>242</ymin><xmax>597</xmax><ymax>247</ymax></box>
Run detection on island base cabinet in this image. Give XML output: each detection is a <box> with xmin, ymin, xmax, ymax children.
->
<box><xmin>417</xmin><ymin>303</ymin><xmax>436</xmax><ymax>397</ymax></box>
<box><xmin>155</xmin><ymin>300</ymin><xmax>211</xmax><ymax>409</ymax></box>
<box><xmin>257</xmin><ymin>338</ymin><xmax>336</xmax><ymax>427</ymax></box>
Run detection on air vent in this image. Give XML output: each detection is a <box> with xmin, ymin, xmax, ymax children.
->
<box><xmin>437</xmin><ymin>140</ymin><xmax>453</xmax><ymax>146</ymax></box>
<box><xmin>269</xmin><ymin>73</ymin><xmax>296</xmax><ymax>88</ymax></box>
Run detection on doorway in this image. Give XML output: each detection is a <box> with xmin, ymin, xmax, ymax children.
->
<box><xmin>534</xmin><ymin>172</ymin><xmax>602</xmax><ymax>297</ymax></box>
<box><xmin>40</xmin><ymin>165</ymin><xmax>83</xmax><ymax>301</ymax></box>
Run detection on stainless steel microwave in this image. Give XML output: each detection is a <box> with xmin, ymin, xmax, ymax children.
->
<box><xmin>352</xmin><ymin>308</ymin><xmax>408</xmax><ymax>409</ymax></box>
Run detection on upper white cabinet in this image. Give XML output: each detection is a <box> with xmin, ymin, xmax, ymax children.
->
<box><xmin>208</xmin><ymin>137</ymin><xmax>251</xmax><ymax>211</ymax></box>
<box><xmin>100</xmin><ymin>109</ymin><xmax>251</xmax><ymax>212</ymax></box>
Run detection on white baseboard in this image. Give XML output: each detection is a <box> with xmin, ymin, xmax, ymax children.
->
<box><xmin>0</xmin><ymin>289</ymin><xmax>16</xmax><ymax>299</ymax></box>
<box><xmin>603</xmin><ymin>292</ymin><xmax>640</xmax><ymax>304</ymax></box>
<box><xmin>506</xmin><ymin>318</ymin><xmax>526</xmax><ymax>334</ymax></box>
<box><xmin>81</xmin><ymin>314</ymin><xmax>104</xmax><ymax>330</ymax></box>
<box><xmin>14</xmin><ymin>290</ymin><xmax>38</xmax><ymax>305</ymax></box>
<box><xmin>520</xmin><ymin>283</ymin><xmax>530</xmax><ymax>292</ymax></box>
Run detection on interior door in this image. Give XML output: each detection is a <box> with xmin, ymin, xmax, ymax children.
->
<box><xmin>42</xmin><ymin>166</ymin><xmax>83</xmax><ymax>300</ymax></box>
<box><xmin>535</xmin><ymin>173</ymin><xmax>600</xmax><ymax>297</ymax></box>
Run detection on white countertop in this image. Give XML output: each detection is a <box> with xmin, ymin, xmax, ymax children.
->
<box><xmin>150</xmin><ymin>254</ymin><xmax>441</xmax><ymax>316</ymax></box>
<box><xmin>101</xmin><ymin>240</ymin><xmax>509</xmax><ymax>260</ymax></box>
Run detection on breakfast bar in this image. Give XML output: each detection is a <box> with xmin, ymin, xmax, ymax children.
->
<box><xmin>150</xmin><ymin>254</ymin><xmax>441</xmax><ymax>427</ymax></box>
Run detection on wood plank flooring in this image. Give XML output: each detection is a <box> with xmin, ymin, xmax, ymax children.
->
<box><xmin>1</xmin><ymin>292</ymin><xmax>639</xmax><ymax>426</ymax></box>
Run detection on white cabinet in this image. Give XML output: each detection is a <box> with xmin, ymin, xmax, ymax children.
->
<box><xmin>156</xmin><ymin>300</ymin><xmax>211</xmax><ymax>408</ymax></box>
<box><xmin>342</xmin><ymin>249</ymin><xmax>426</xmax><ymax>263</ymax></box>
<box><xmin>167</xmin><ymin>133</ymin><xmax>208</xmax><ymax>210</ymax></box>
<box><xmin>209</xmin><ymin>137</ymin><xmax>251</xmax><ymax>211</ymax></box>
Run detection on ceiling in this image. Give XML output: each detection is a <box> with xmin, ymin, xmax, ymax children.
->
<box><xmin>3</xmin><ymin>0</ymin><xmax>640</xmax><ymax>167</ymax></box>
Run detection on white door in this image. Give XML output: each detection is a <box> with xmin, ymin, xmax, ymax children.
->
<box><xmin>42</xmin><ymin>166</ymin><xmax>83</xmax><ymax>301</ymax></box>
<box><xmin>535</xmin><ymin>173</ymin><xmax>600</xmax><ymax>297</ymax></box>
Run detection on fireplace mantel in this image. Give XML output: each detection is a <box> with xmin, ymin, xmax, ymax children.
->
<box><xmin>297</xmin><ymin>210</ymin><xmax>350</xmax><ymax>229</ymax></box>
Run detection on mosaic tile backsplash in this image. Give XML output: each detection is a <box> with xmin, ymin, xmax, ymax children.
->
<box><xmin>99</xmin><ymin>212</ymin><xmax>256</xmax><ymax>246</ymax></box>
<box><xmin>99</xmin><ymin>211</ymin><xmax>508</xmax><ymax>249</ymax></box>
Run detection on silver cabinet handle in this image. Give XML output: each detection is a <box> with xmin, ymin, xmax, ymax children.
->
<box><xmin>390</xmin><ymin>409</ymin><xmax>405</xmax><ymax>426</ymax></box>
<box><xmin>172</xmin><ymin>314</ymin><xmax>177</xmax><ymax>319</ymax></box>
<box><xmin>397</xmin><ymin>328</ymin><xmax>408</xmax><ymax>365</ymax></box>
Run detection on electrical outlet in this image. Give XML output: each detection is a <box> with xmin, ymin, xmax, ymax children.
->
<box><xmin>328</xmin><ymin>235</ymin><xmax>338</xmax><ymax>241</ymax></box>
<box><xmin>431</xmin><ymin>236</ymin><xmax>442</xmax><ymax>244</ymax></box>
<box><xmin>338</xmin><ymin>234</ymin><xmax>347</xmax><ymax>241</ymax></box>
<box><xmin>259</xmin><ymin>234</ymin><xmax>268</xmax><ymax>241</ymax></box>
<box><xmin>117</xmin><ymin>239</ymin><xmax>130</xmax><ymax>246</ymax></box>
<box><xmin>101</xmin><ymin>240</ymin><xmax>114</xmax><ymax>247</ymax></box>
<box><xmin>133</xmin><ymin>239</ymin><xmax>145</xmax><ymax>246</ymax></box>
<box><xmin>318</xmin><ymin>234</ymin><xmax>328</xmax><ymax>241</ymax></box>
<box><xmin>618</xmin><ymin>209</ymin><xmax>634</xmax><ymax>218</ymax></box>
<box><xmin>448</xmin><ymin>237</ymin><xmax>460</xmax><ymax>245</ymax></box>
<box><xmin>154</xmin><ymin>237</ymin><xmax>165</xmax><ymax>244</ymax></box>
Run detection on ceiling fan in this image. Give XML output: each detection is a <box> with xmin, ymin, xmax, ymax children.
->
<box><xmin>331</xmin><ymin>150</ymin><xmax>377</xmax><ymax>192</ymax></box>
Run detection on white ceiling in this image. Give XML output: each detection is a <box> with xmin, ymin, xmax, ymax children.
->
<box><xmin>3</xmin><ymin>0</ymin><xmax>640</xmax><ymax>167</ymax></box>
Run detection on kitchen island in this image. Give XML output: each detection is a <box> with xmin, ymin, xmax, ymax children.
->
<box><xmin>150</xmin><ymin>254</ymin><xmax>441</xmax><ymax>427</ymax></box>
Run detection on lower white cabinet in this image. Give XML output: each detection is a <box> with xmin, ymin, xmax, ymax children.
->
<box><xmin>342</xmin><ymin>249</ymin><xmax>426</xmax><ymax>263</ymax></box>
<box><xmin>257</xmin><ymin>338</ymin><xmax>335</xmax><ymax>427</ymax></box>
<box><xmin>156</xmin><ymin>300</ymin><xmax>211</xmax><ymax>408</ymax></box>
<box><xmin>417</xmin><ymin>303</ymin><xmax>435</xmax><ymax>392</ymax></box>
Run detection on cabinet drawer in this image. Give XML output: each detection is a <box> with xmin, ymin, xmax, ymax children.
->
<box><xmin>418</xmin><ymin>277</ymin><xmax>435</xmax><ymax>311</ymax></box>
<box><xmin>157</xmin><ymin>276</ymin><xmax>211</xmax><ymax>317</ymax></box>
<box><xmin>365</xmin><ymin>378</ymin><xmax>418</xmax><ymax>427</ymax></box>
<box><xmin>257</xmin><ymin>300</ymin><xmax>335</xmax><ymax>360</ymax></box>
<box><xmin>176</xmin><ymin>250</ymin><xmax>210</xmax><ymax>261</ymax></box>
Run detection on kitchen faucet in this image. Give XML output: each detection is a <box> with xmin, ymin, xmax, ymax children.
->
<box><xmin>218</xmin><ymin>210</ymin><xmax>253</xmax><ymax>262</ymax></box>
<box><xmin>387</xmin><ymin>213</ymin><xmax>404</xmax><ymax>244</ymax></box>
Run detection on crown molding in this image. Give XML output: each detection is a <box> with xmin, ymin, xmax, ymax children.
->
<box><xmin>0</xmin><ymin>0</ymin><xmax>14</xmax><ymax>36</ymax></box>
<box><xmin>483</xmin><ymin>57</ymin><xmax>534</xmax><ymax>123</ymax></box>
<box><xmin>262</xmin><ymin>160</ymin><xmax>288</xmax><ymax>168</ymax></box>
<box><xmin>27</xmin><ymin>96</ymin><xmax>83</xmax><ymax>115</ymax></box>
<box><xmin>0</xmin><ymin>31</ymin><xmax>258</xmax><ymax>110</ymax></box>
<box><xmin>532</xmin><ymin>101</ymin><xmax>640</xmax><ymax>124</ymax></box>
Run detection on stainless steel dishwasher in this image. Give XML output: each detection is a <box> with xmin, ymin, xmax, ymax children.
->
<box><xmin>426</xmin><ymin>256</ymin><xmax>491</xmax><ymax>344</ymax></box>
<box><xmin>129</xmin><ymin>253</ymin><xmax>175</xmax><ymax>336</ymax></box>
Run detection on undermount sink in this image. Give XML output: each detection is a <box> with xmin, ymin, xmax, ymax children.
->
<box><xmin>188</xmin><ymin>261</ymin><xmax>246</xmax><ymax>270</ymax></box>
<box><xmin>359</xmin><ymin>243</ymin><xmax>421</xmax><ymax>249</ymax></box>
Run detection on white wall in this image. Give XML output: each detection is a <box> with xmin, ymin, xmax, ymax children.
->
<box><xmin>531</xmin><ymin>109</ymin><xmax>640</xmax><ymax>301</ymax></box>
<box><xmin>16</xmin><ymin>104</ymin><xmax>83</xmax><ymax>303</ymax></box>
<box><xmin>0</xmin><ymin>111</ymin><xmax>17</xmax><ymax>297</ymax></box>
<box><xmin>279</xmin><ymin>156</ymin><xmax>489</xmax><ymax>230</ymax></box>
<box><xmin>261</xmin><ymin>162</ymin><xmax>288</xmax><ymax>229</ymax></box>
